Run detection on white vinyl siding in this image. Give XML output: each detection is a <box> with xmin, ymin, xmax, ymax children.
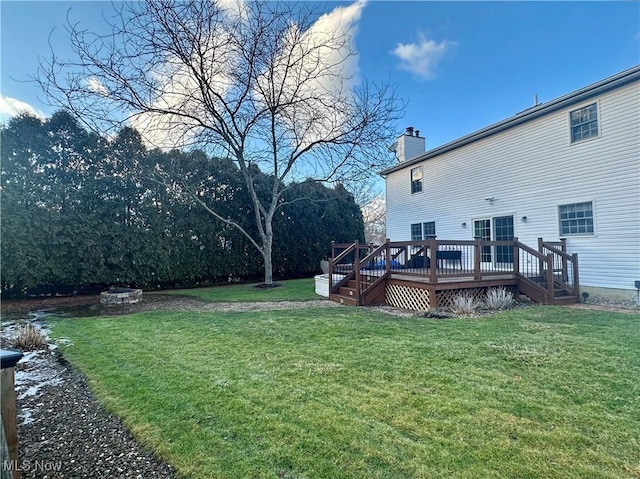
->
<box><xmin>385</xmin><ymin>80</ymin><xmax>640</xmax><ymax>292</ymax></box>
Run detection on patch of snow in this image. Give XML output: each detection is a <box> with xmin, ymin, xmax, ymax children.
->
<box><xmin>15</xmin><ymin>350</ymin><xmax>65</xmax><ymax>400</ymax></box>
<box><xmin>18</xmin><ymin>407</ymin><xmax>36</xmax><ymax>425</ymax></box>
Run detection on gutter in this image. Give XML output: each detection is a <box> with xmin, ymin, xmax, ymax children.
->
<box><xmin>380</xmin><ymin>65</ymin><xmax>640</xmax><ymax>177</ymax></box>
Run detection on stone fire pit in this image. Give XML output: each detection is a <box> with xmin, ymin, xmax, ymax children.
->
<box><xmin>100</xmin><ymin>287</ymin><xmax>143</xmax><ymax>306</ymax></box>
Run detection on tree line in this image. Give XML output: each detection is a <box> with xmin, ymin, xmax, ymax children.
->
<box><xmin>1</xmin><ymin>111</ymin><xmax>364</xmax><ymax>297</ymax></box>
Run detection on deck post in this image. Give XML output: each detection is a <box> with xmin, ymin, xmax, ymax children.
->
<box><xmin>385</xmin><ymin>239</ymin><xmax>391</xmax><ymax>273</ymax></box>
<box><xmin>546</xmin><ymin>253</ymin><xmax>555</xmax><ymax>304</ymax></box>
<box><xmin>474</xmin><ymin>237</ymin><xmax>482</xmax><ymax>280</ymax></box>
<box><xmin>1</xmin><ymin>349</ymin><xmax>23</xmax><ymax>479</ymax></box>
<box><xmin>328</xmin><ymin>251</ymin><xmax>334</xmax><ymax>297</ymax></box>
<box><xmin>537</xmin><ymin>238</ymin><xmax>545</xmax><ymax>282</ymax></box>
<box><xmin>512</xmin><ymin>238</ymin><xmax>519</xmax><ymax>277</ymax></box>
<box><xmin>354</xmin><ymin>240</ymin><xmax>361</xmax><ymax>306</ymax></box>
<box><xmin>572</xmin><ymin>253</ymin><xmax>580</xmax><ymax>298</ymax></box>
<box><xmin>429</xmin><ymin>236</ymin><xmax>438</xmax><ymax>283</ymax></box>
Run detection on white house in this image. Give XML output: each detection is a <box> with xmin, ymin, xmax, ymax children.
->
<box><xmin>381</xmin><ymin>65</ymin><xmax>640</xmax><ymax>300</ymax></box>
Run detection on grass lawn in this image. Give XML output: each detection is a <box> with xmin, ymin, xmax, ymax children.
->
<box><xmin>163</xmin><ymin>278</ymin><xmax>319</xmax><ymax>302</ymax></box>
<box><xmin>50</xmin><ymin>306</ymin><xmax>639</xmax><ymax>479</ymax></box>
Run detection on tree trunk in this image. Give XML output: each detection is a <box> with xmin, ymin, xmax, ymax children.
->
<box><xmin>262</xmin><ymin>216</ymin><xmax>275</xmax><ymax>285</ymax></box>
<box><xmin>262</xmin><ymin>247</ymin><xmax>273</xmax><ymax>285</ymax></box>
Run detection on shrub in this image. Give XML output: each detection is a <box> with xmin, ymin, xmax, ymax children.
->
<box><xmin>485</xmin><ymin>287</ymin><xmax>514</xmax><ymax>310</ymax></box>
<box><xmin>450</xmin><ymin>292</ymin><xmax>480</xmax><ymax>315</ymax></box>
<box><xmin>9</xmin><ymin>323</ymin><xmax>48</xmax><ymax>351</ymax></box>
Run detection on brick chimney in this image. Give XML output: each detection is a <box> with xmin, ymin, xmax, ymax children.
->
<box><xmin>388</xmin><ymin>127</ymin><xmax>426</xmax><ymax>162</ymax></box>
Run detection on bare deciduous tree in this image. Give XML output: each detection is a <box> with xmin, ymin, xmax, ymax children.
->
<box><xmin>361</xmin><ymin>195</ymin><xmax>386</xmax><ymax>245</ymax></box>
<box><xmin>38</xmin><ymin>0</ymin><xmax>403</xmax><ymax>284</ymax></box>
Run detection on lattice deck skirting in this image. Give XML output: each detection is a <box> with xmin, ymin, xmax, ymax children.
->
<box><xmin>436</xmin><ymin>287</ymin><xmax>486</xmax><ymax>308</ymax></box>
<box><xmin>385</xmin><ymin>283</ymin><xmax>431</xmax><ymax>311</ymax></box>
<box><xmin>384</xmin><ymin>283</ymin><xmax>518</xmax><ymax>311</ymax></box>
<box><xmin>435</xmin><ymin>285</ymin><xmax>518</xmax><ymax>309</ymax></box>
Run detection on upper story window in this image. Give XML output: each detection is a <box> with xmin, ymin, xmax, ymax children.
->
<box><xmin>570</xmin><ymin>103</ymin><xmax>599</xmax><ymax>143</ymax></box>
<box><xmin>411</xmin><ymin>166</ymin><xmax>423</xmax><ymax>194</ymax></box>
<box><xmin>559</xmin><ymin>201</ymin><xmax>594</xmax><ymax>236</ymax></box>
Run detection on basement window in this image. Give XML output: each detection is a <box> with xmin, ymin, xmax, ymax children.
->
<box><xmin>559</xmin><ymin>202</ymin><xmax>594</xmax><ymax>236</ymax></box>
<box><xmin>570</xmin><ymin>103</ymin><xmax>599</xmax><ymax>143</ymax></box>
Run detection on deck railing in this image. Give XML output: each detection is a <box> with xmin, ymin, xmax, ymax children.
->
<box><xmin>540</xmin><ymin>239</ymin><xmax>580</xmax><ymax>297</ymax></box>
<box><xmin>329</xmin><ymin>237</ymin><xmax>579</xmax><ymax>305</ymax></box>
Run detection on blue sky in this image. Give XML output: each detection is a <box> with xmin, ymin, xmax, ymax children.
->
<box><xmin>1</xmin><ymin>1</ymin><xmax>639</xmax><ymax>150</ymax></box>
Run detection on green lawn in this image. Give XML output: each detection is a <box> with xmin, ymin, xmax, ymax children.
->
<box><xmin>50</xmin><ymin>306</ymin><xmax>639</xmax><ymax>479</ymax></box>
<box><xmin>163</xmin><ymin>277</ymin><xmax>319</xmax><ymax>302</ymax></box>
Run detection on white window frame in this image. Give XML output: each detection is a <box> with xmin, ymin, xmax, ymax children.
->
<box><xmin>558</xmin><ymin>201</ymin><xmax>595</xmax><ymax>237</ymax></box>
<box><xmin>410</xmin><ymin>166</ymin><xmax>423</xmax><ymax>194</ymax></box>
<box><xmin>569</xmin><ymin>102</ymin><xmax>600</xmax><ymax>144</ymax></box>
<box><xmin>410</xmin><ymin>221</ymin><xmax>436</xmax><ymax>240</ymax></box>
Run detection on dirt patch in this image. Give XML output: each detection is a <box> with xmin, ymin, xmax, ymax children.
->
<box><xmin>1</xmin><ymin>293</ymin><xmax>339</xmax><ymax>323</ymax></box>
<box><xmin>566</xmin><ymin>303</ymin><xmax>639</xmax><ymax>315</ymax></box>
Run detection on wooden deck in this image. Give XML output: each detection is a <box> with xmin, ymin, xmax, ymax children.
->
<box><xmin>329</xmin><ymin>238</ymin><xmax>579</xmax><ymax>310</ymax></box>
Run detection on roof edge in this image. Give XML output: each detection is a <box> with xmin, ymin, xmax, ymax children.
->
<box><xmin>380</xmin><ymin>65</ymin><xmax>640</xmax><ymax>176</ymax></box>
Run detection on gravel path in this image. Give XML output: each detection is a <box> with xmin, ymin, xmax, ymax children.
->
<box><xmin>13</xmin><ymin>348</ymin><xmax>177</xmax><ymax>479</ymax></box>
<box><xmin>1</xmin><ymin>293</ymin><xmax>636</xmax><ymax>478</ymax></box>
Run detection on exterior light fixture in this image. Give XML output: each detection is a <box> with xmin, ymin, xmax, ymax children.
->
<box><xmin>461</xmin><ymin>222</ymin><xmax>467</xmax><ymax>228</ymax></box>
<box><xmin>521</xmin><ymin>216</ymin><xmax>528</xmax><ymax>223</ymax></box>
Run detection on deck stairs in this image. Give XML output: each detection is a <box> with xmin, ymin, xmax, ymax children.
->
<box><xmin>523</xmin><ymin>275</ymin><xmax>579</xmax><ymax>305</ymax></box>
<box><xmin>332</xmin><ymin>276</ymin><xmax>377</xmax><ymax>306</ymax></box>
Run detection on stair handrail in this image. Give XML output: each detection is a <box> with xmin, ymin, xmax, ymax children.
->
<box><xmin>329</xmin><ymin>242</ymin><xmax>358</xmax><ymax>297</ymax></box>
<box><xmin>516</xmin><ymin>240</ymin><xmax>544</xmax><ymax>259</ymax></box>
<box><xmin>359</xmin><ymin>242</ymin><xmax>389</xmax><ymax>270</ymax></box>
<box><xmin>515</xmin><ymin>241</ymin><xmax>555</xmax><ymax>304</ymax></box>
<box><xmin>539</xmin><ymin>241</ymin><xmax>579</xmax><ymax>297</ymax></box>
<box><xmin>331</xmin><ymin>242</ymin><xmax>356</xmax><ymax>265</ymax></box>
<box><xmin>516</xmin><ymin>240</ymin><xmax>581</xmax><ymax>303</ymax></box>
<box><xmin>358</xmin><ymin>241</ymin><xmax>390</xmax><ymax>301</ymax></box>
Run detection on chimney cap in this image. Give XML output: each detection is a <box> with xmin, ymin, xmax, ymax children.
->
<box><xmin>405</xmin><ymin>126</ymin><xmax>414</xmax><ymax>135</ymax></box>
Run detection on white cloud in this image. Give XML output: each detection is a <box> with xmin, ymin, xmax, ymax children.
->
<box><xmin>303</xmin><ymin>0</ymin><xmax>366</xmax><ymax>88</ymax></box>
<box><xmin>0</xmin><ymin>95</ymin><xmax>46</xmax><ymax>121</ymax></box>
<box><xmin>217</xmin><ymin>0</ymin><xmax>248</xmax><ymax>20</ymax></box>
<box><xmin>131</xmin><ymin>0</ymin><xmax>368</xmax><ymax>151</ymax></box>
<box><xmin>253</xmin><ymin>0</ymin><xmax>367</xmax><ymax>150</ymax></box>
<box><xmin>86</xmin><ymin>77</ymin><xmax>108</xmax><ymax>95</ymax></box>
<box><xmin>392</xmin><ymin>34</ymin><xmax>455</xmax><ymax>80</ymax></box>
